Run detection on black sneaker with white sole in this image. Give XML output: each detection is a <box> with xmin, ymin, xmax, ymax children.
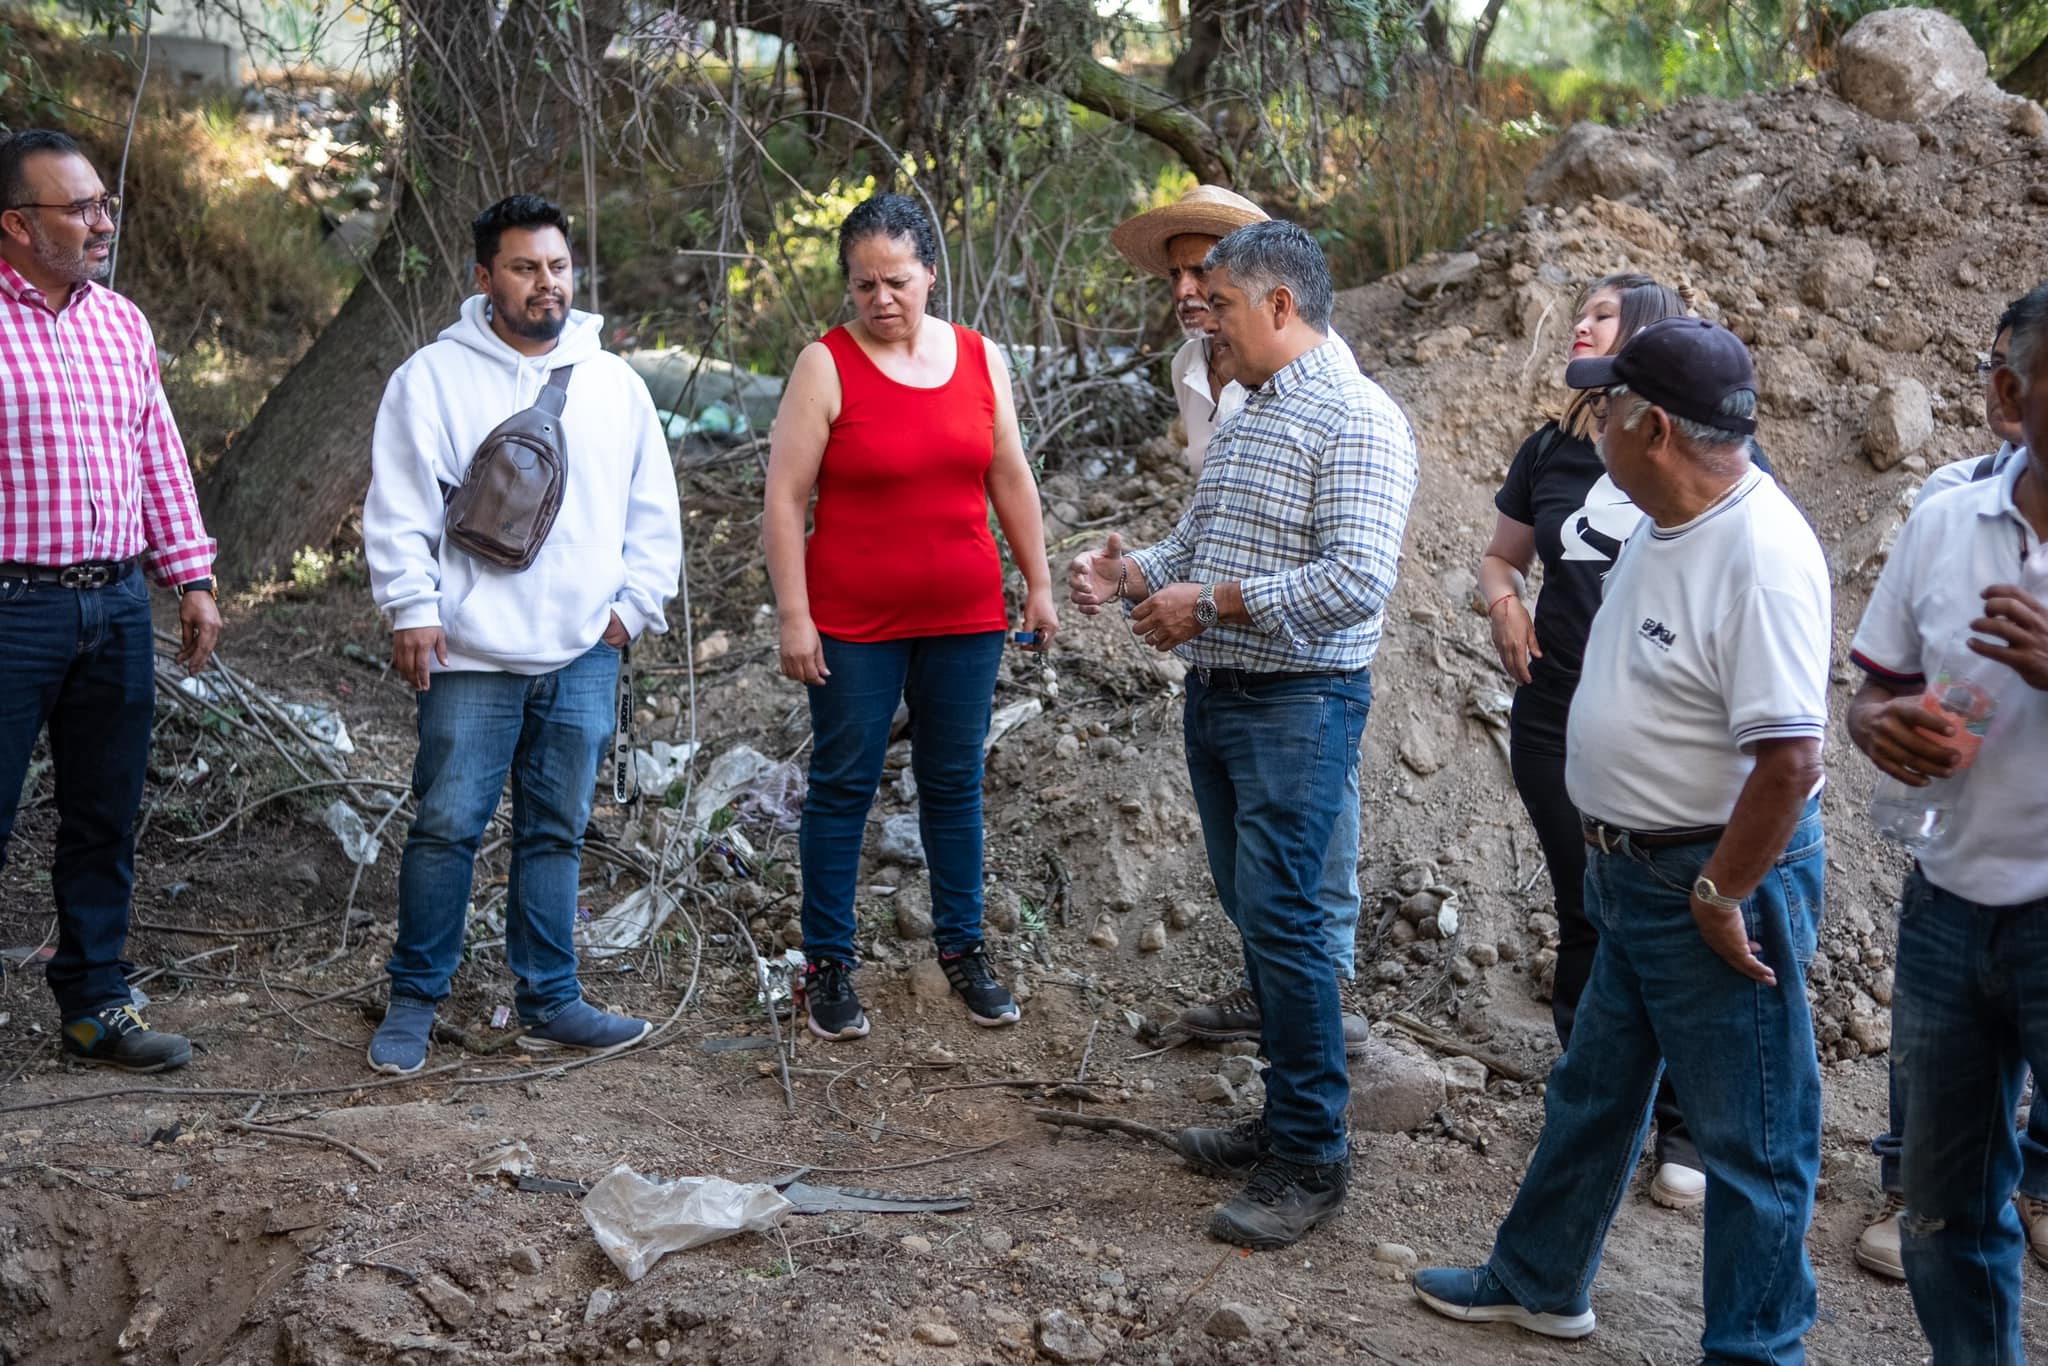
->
<box><xmin>805</xmin><ymin>958</ymin><xmax>870</xmax><ymax>1041</ymax></box>
<box><xmin>939</xmin><ymin>944</ymin><xmax>1020</xmax><ymax>1027</ymax></box>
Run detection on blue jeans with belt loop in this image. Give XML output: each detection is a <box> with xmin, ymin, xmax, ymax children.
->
<box><xmin>1486</xmin><ymin>801</ymin><xmax>1826</xmax><ymax>1365</ymax></box>
<box><xmin>1892</xmin><ymin>868</ymin><xmax>2048</xmax><ymax>1365</ymax></box>
<box><xmin>387</xmin><ymin>643</ymin><xmax>619</xmax><ymax>1025</ymax></box>
<box><xmin>1182</xmin><ymin>667</ymin><xmax>1371</xmax><ymax>1166</ymax></box>
<box><xmin>0</xmin><ymin>565</ymin><xmax>156</xmax><ymax>1019</ymax></box>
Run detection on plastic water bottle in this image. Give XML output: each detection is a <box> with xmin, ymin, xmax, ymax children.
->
<box><xmin>1869</xmin><ymin>632</ymin><xmax>2001</xmax><ymax>848</ymax></box>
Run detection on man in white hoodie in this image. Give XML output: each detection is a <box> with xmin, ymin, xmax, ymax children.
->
<box><xmin>362</xmin><ymin>194</ymin><xmax>682</xmax><ymax>1075</ymax></box>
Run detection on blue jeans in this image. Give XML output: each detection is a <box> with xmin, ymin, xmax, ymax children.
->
<box><xmin>387</xmin><ymin>643</ymin><xmax>619</xmax><ymax>1024</ymax></box>
<box><xmin>799</xmin><ymin>631</ymin><xmax>1004</xmax><ymax>966</ymax></box>
<box><xmin>0</xmin><ymin>566</ymin><xmax>155</xmax><ymax>1019</ymax></box>
<box><xmin>1876</xmin><ymin>1066</ymin><xmax>2048</xmax><ymax>1201</ymax></box>
<box><xmin>1240</xmin><ymin>765</ymin><xmax>1359</xmax><ymax>986</ymax></box>
<box><xmin>1184</xmin><ymin>668</ymin><xmax>1370</xmax><ymax>1166</ymax></box>
<box><xmin>1891</xmin><ymin>869</ymin><xmax>2048</xmax><ymax>1365</ymax></box>
<box><xmin>1488</xmin><ymin>803</ymin><xmax>1826</xmax><ymax>1366</ymax></box>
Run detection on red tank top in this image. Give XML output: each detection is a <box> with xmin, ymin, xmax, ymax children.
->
<box><xmin>804</xmin><ymin>322</ymin><xmax>1008</xmax><ymax>643</ymax></box>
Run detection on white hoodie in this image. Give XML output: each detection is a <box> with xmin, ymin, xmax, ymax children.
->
<box><xmin>365</xmin><ymin>296</ymin><xmax>682</xmax><ymax>674</ymax></box>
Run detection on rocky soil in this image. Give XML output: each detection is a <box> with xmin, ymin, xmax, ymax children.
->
<box><xmin>4</xmin><ymin>12</ymin><xmax>2048</xmax><ymax>1364</ymax></box>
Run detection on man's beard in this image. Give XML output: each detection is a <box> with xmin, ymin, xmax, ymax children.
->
<box><xmin>494</xmin><ymin>288</ymin><xmax>568</xmax><ymax>342</ymax></box>
<box><xmin>29</xmin><ymin>220</ymin><xmax>113</xmax><ymax>285</ymax></box>
<box><xmin>1177</xmin><ymin>305</ymin><xmax>1210</xmax><ymax>340</ymax></box>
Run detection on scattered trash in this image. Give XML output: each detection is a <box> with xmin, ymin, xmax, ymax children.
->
<box><xmin>515</xmin><ymin>1174</ymin><xmax>590</xmax><ymax>1196</ymax></box>
<box><xmin>577</xmin><ymin>885</ymin><xmax>681</xmax><ymax>960</ymax></box>
<box><xmin>580</xmin><ymin>1166</ymin><xmax>792</xmax><ymax>1281</ymax></box>
<box><xmin>630</xmin><ymin>740</ymin><xmax>701</xmax><ymax>798</ymax></box>
<box><xmin>984</xmin><ymin>698</ymin><xmax>1042</xmax><ymax>754</ymax></box>
<box><xmin>755</xmin><ymin>948</ymin><xmax>805</xmax><ymax>1014</ymax></box>
<box><xmin>468</xmin><ymin>1141</ymin><xmax>537</xmax><ymax>1181</ymax></box>
<box><xmin>700</xmin><ymin>1035</ymin><xmax>776</xmax><ymax>1054</ymax></box>
<box><xmin>775</xmin><ymin>1180</ymin><xmax>972</xmax><ymax>1217</ymax></box>
<box><xmin>1465</xmin><ymin>685</ymin><xmax>1512</xmax><ymax>762</ymax></box>
<box><xmin>1436</xmin><ymin>892</ymin><xmax>1462</xmax><ymax>940</ymax></box>
<box><xmin>690</xmin><ymin>745</ymin><xmax>782</xmax><ymax>828</ymax></box>
<box><xmin>280</xmin><ymin>702</ymin><xmax>355</xmax><ymax>755</ymax></box>
<box><xmin>737</xmin><ymin>761</ymin><xmax>805</xmax><ymax>831</ymax></box>
<box><xmin>174</xmin><ymin>756</ymin><xmax>211</xmax><ymax>786</ymax></box>
<box><xmin>324</xmin><ymin>800</ymin><xmax>380</xmax><ymax>865</ymax></box>
<box><xmin>490</xmin><ymin>1006</ymin><xmax>511</xmax><ymax>1029</ymax></box>
<box><xmin>878</xmin><ymin>812</ymin><xmax>926</xmax><ymax>866</ymax></box>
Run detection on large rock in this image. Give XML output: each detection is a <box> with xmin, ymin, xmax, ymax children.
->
<box><xmin>1347</xmin><ymin>1040</ymin><xmax>1448</xmax><ymax>1132</ymax></box>
<box><xmin>1865</xmin><ymin>379</ymin><xmax>1935</xmax><ymax>471</ymax></box>
<box><xmin>1800</xmin><ymin>238</ymin><xmax>1876</xmax><ymax>312</ymax></box>
<box><xmin>1835</xmin><ymin>8</ymin><xmax>1988</xmax><ymax>123</ymax></box>
<box><xmin>1525</xmin><ymin>122</ymin><xmax>1675</xmax><ymax>206</ymax></box>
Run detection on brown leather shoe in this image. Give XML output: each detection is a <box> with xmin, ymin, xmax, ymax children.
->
<box><xmin>1178</xmin><ymin>986</ymin><xmax>1260</xmax><ymax>1042</ymax></box>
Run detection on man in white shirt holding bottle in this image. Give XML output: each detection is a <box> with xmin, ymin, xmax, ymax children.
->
<box><xmin>1845</xmin><ymin>281</ymin><xmax>2048</xmax><ymax>1363</ymax></box>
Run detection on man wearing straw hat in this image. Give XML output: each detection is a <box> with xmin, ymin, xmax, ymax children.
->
<box><xmin>1112</xmin><ymin>185</ymin><xmax>1370</xmax><ymax>1057</ymax></box>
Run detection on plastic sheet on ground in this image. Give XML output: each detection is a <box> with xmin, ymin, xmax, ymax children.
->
<box><xmin>468</xmin><ymin>1140</ymin><xmax>536</xmax><ymax>1180</ymax></box>
<box><xmin>878</xmin><ymin>812</ymin><xmax>925</xmax><ymax>866</ymax></box>
<box><xmin>631</xmin><ymin>740</ymin><xmax>700</xmax><ymax>798</ymax></box>
<box><xmin>984</xmin><ymin>698</ymin><xmax>1041</xmax><ymax>754</ymax></box>
<box><xmin>324</xmin><ymin>799</ymin><xmax>380</xmax><ymax>865</ymax></box>
<box><xmin>581</xmin><ymin>1166</ymin><xmax>792</xmax><ymax>1282</ymax></box>
<box><xmin>577</xmin><ymin>885</ymin><xmax>680</xmax><ymax>959</ymax></box>
<box><xmin>690</xmin><ymin>745</ymin><xmax>782</xmax><ymax>827</ymax></box>
<box><xmin>176</xmin><ymin>677</ymin><xmax>355</xmax><ymax>756</ymax></box>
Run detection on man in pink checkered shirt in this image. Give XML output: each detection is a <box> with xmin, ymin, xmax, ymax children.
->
<box><xmin>1</xmin><ymin>129</ymin><xmax>221</xmax><ymax>1072</ymax></box>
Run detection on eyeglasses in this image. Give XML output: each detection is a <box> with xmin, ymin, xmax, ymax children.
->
<box><xmin>4</xmin><ymin>195</ymin><xmax>121</xmax><ymax>226</ymax></box>
<box><xmin>1975</xmin><ymin>355</ymin><xmax>2007</xmax><ymax>379</ymax></box>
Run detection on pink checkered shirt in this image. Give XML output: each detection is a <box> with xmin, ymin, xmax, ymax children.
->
<box><xmin>0</xmin><ymin>256</ymin><xmax>215</xmax><ymax>586</ymax></box>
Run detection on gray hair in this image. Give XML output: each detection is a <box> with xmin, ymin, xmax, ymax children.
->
<box><xmin>1203</xmin><ymin>221</ymin><xmax>1333</xmax><ymax>331</ymax></box>
<box><xmin>1612</xmin><ymin>384</ymin><xmax>1755</xmax><ymax>453</ymax></box>
<box><xmin>2002</xmin><ymin>282</ymin><xmax>2048</xmax><ymax>394</ymax></box>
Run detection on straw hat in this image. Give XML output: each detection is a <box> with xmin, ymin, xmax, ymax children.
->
<box><xmin>1110</xmin><ymin>185</ymin><xmax>1269</xmax><ymax>277</ymax></box>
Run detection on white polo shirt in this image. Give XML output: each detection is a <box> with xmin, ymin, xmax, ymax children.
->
<box><xmin>1850</xmin><ymin>454</ymin><xmax>2048</xmax><ymax>905</ymax></box>
<box><xmin>1914</xmin><ymin>442</ymin><xmax>2020</xmax><ymax>511</ymax></box>
<box><xmin>1567</xmin><ymin>467</ymin><xmax>1833</xmax><ymax>830</ymax></box>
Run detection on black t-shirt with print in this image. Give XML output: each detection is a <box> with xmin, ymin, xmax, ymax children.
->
<box><xmin>1494</xmin><ymin>421</ymin><xmax>1772</xmax><ymax>754</ymax></box>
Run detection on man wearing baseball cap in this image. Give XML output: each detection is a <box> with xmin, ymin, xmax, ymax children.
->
<box><xmin>1112</xmin><ymin>186</ymin><xmax>1372</xmax><ymax>1058</ymax></box>
<box><xmin>1412</xmin><ymin>318</ymin><xmax>1834</xmax><ymax>1365</ymax></box>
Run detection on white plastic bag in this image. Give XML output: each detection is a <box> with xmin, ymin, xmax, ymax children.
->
<box><xmin>581</xmin><ymin>1166</ymin><xmax>792</xmax><ymax>1281</ymax></box>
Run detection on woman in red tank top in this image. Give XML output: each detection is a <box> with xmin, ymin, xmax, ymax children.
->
<box><xmin>763</xmin><ymin>194</ymin><xmax>1058</xmax><ymax>1044</ymax></box>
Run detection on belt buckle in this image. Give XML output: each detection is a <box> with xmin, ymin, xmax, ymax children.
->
<box><xmin>59</xmin><ymin>564</ymin><xmax>111</xmax><ymax>589</ymax></box>
<box><xmin>1590</xmin><ymin>821</ymin><xmax>1620</xmax><ymax>856</ymax></box>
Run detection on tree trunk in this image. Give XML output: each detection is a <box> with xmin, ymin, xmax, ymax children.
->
<box><xmin>1462</xmin><ymin>0</ymin><xmax>1509</xmax><ymax>74</ymax></box>
<box><xmin>2004</xmin><ymin>32</ymin><xmax>2048</xmax><ymax>103</ymax></box>
<box><xmin>200</xmin><ymin>0</ymin><xmax>621</xmax><ymax>583</ymax></box>
<box><xmin>1166</xmin><ymin>0</ymin><xmax>1225</xmax><ymax>99</ymax></box>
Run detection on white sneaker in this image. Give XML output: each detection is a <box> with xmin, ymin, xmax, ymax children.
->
<box><xmin>1649</xmin><ymin>1161</ymin><xmax>1707</xmax><ymax>1210</ymax></box>
<box><xmin>1855</xmin><ymin>1196</ymin><xmax>1906</xmax><ymax>1281</ymax></box>
<box><xmin>2019</xmin><ymin>1194</ymin><xmax>2048</xmax><ymax>1270</ymax></box>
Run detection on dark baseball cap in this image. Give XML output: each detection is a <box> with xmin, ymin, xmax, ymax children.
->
<box><xmin>1564</xmin><ymin>316</ymin><xmax>1758</xmax><ymax>436</ymax></box>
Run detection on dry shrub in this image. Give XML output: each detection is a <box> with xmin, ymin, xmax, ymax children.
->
<box><xmin>1320</xmin><ymin>64</ymin><xmax>1560</xmax><ymax>280</ymax></box>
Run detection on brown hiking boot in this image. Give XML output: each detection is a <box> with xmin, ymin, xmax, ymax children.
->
<box><xmin>1178</xmin><ymin>986</ymin><xmax>1260</xmax><ymax>1042</ymax></box>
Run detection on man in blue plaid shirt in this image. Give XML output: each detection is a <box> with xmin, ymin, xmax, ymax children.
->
<box><xmin>1069</xmin><ymin>220</ymin><xmax>1419</xmax><ymax>1247</ymax></box>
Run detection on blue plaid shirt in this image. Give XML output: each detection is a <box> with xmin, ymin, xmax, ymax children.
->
<box><xmin>1126</xmin><ymin>337</ymin><xmax>1418</xmax><ymax>672</ymax></box>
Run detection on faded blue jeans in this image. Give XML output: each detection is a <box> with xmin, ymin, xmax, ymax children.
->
<box><xmin>1875</xmin><ymin>1066</ymin><xmax>2048</xmax><ymax>1201</ymax></box>
<box><xmin>1240</xmin><ymin>766</ymin><xmax>1360</xmax><ymax>986</ymax></box>
<box><xmin>1488</xmin><ymin>801</ymin><xmax>1826</xmax><ymax>1366</ymax></box>
<box><xmin>798</xmin><ymin>631</ymin><xmax>1005</xmax><ymax>966</ymax></box>
<box><xmin>1184</xmin><ymin>667</ymin><xmax>1370</xmax><ymax>1167</ymax></box>
<box><xmin>1892</xmin><ymin>868</ymin><xmax>2048</xmax><ymax>1366</ymax></box>
<box><xmin>387</xmin><ymin>643</ymin><xmax>619</xmax><ymax>1025</ymax></box>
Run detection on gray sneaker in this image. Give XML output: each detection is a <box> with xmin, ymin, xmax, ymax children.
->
<box><xmin>517</xmin><ymin>1000</ymin><xmax>652</xmax><ymax>1054</ymax></box>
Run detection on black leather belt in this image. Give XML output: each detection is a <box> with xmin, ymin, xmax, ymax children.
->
<box><xmin>0</xmin><ymin>557</ymin><xmax>141</xmax><ymax>588</ymax></box>
<box><xmin>1582</xmin><ymin>816</ymin><xmax>1726</xmax><ymax>853</ymax></box>
<box><xmin>1192</xmin><ymin>665</ymin><xmax>1347</xmax><ymax>688</ymax></box>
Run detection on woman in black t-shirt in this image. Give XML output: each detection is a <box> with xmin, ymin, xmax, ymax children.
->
<box><xmin>1476</xmin><ymin>274</ymin><xmax>1707</xmax><ymax>1207</ymax></box>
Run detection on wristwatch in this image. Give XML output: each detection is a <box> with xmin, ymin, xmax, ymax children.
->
<box><xmin>1692</xmin><ymin>875</ymin><xmax>1743</xmax><ymax>910</ymax></box>
<box><xmin>1193</xmin><ymin>583</ymin><xmax>1218</xmax><ymax>630</ymax></box>
<box><xmin>176</xmin><ymin>576</ymin><xmax>216</xmax><ymax>597</ymax></box>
